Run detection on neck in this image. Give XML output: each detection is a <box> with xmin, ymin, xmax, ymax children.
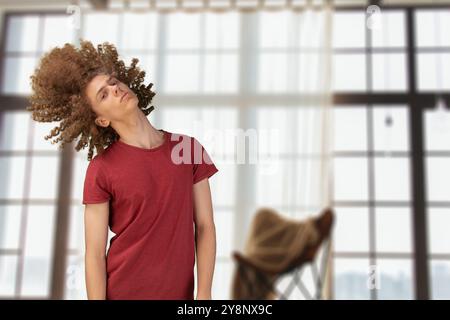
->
<box><xmin>113</xmin><ymin>108</ymin><xmax>163</xmax><ymax>149</ymax></box>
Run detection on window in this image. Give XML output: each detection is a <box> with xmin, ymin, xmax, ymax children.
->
<box><xmin>333</xmin><ymin>105</ymin><xmax>413</xmax><ymax>300</ymax></box>
<box><xmin>415</xmin><ymin>10</ymin><xmax>450</xmax><ymax>91</ymax></box>
<box><xmin>416</xmin><ymin>8</ymin><xmax>450</xmax><ymax>300</ymax></box>
<box><xmin>424</xmin><ymin>100</ymin><xmax>450</xmax><ymax>299</ymax></box>
<box><xmin>0</xmin><ymin>109</ymin><xmax>61</xmax><ymax>298</ymax></box>
<box><xmin>331</xmin><ymin>8</ymin><xmax>414</xmax><ymax>300</ymax></box>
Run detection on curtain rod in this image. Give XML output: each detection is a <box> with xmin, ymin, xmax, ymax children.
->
<box><xmin>73</xmin><ymin>0</ymin><xmax>334</xmax><ymax>13</ymax></box>
<box><xmin>72</xmin><ymin>0</ymin><xmax>450</xmax><ymax>14</ymax></box>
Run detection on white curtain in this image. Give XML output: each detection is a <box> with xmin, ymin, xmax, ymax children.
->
<box><xmin>247</xmin><ymin>6</ymin><xmax>334</xmax><ymax>299</ymax></box>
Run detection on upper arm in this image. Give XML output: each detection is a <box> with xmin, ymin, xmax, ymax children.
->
<box><xmin>193</xmin><ymin>178</ymin><xmax>214</xmax><ymax>228</ymax></box>
<box><xmin>84</xmin><ymin>202</ymin><xmax>109</xmax><ymax>257</ymax></box>
<box><xmin>191</xmin><ymin>137</ymin><xmax>218</xmax><ymax>185</ymax></box>
<box><xmin>83</xmin><ymin>157</ymin><xmax>111</xmax><ymax>205</ymax></box>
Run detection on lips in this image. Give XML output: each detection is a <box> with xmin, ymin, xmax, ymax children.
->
<box><xmin>120</xmin><ymin>92</ymin><xmax>128</xmax><ymax>102</ymax></box>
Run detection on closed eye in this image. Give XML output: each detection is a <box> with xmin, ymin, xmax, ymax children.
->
<box><xmin>101</xmin><ymin>80</ymin><xmax>118</xmax><ymax>100</ymax></box>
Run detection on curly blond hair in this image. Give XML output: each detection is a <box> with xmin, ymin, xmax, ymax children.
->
<box><xmin>26</xmin><ymin>39</ymin><xmax>156</xmax><ymax>161</ymax></box>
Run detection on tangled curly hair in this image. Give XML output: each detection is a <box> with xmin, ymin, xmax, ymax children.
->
<box><xmin>26</xmin><ymin>39</ymin><xmax>156</xmax><ymax>161</ymax></box>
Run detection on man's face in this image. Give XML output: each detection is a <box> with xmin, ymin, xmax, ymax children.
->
<box><xmin>85</xmin><ymin>73</ymin><xmax>138</xmax><ymax>128</ymax></box>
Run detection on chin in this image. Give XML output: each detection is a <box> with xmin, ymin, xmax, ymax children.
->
<box><xmin>126</xmin><ymin>100</ymin><xmax>139</xmax><ymax>111</ymax></box>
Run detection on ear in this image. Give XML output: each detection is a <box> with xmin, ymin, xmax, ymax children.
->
<box><xmin>95</xmin><ymin>117</ymin><xmax>110</xmax><ymax>128</ymax></box>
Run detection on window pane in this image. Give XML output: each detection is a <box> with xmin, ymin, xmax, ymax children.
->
<box><xmin>82</xmin><ymin>13</ymin><xmax>119</xmax><ymax>45</ymax></box>
<box><xmin>21</xmin><ymin>205</ymin><xmax>56</xmax><ymax>297</ymax></box>
<box><xmin>0</xmin><ymin>111</ymin><xmax>31</xmax><ymax>151</ymax></box>
<box><xmin>32</xmin><ymin>122</ymin><xmax>61</xmax><ymax>151</ymax></box>
<box><xmin>333</xmin><ymin>107</ymin><xmax>367</xmax><ymax>152</ymax></box>
<box><xmin>424</xmin><ymin>108</ymin><xmax>450</xmax><ymax>151</ymax></box>
<box><xmin>42</xmin><ymin>15</ymin><xmax>75</xmax><ymax>52</ymax></box>
<box><xmin>415</xmin><ymin>10</ymin><xmax>450</xmax><ymax>47</ymax></box>
<box><xmin>258</xmin><ymin>107</ymin><xmax>291</xmax><ymax>154</ymax></box>
<box><xmin>0</xmin><ymin>156</ymin><xmax>26</xmax><ymax>199</ymax></box>
<box><xmin>296</xmin><ymin>107</ymin><xmax>328</xmax><ymax>155</ymax></box>
<box><xmin>203</xmin><ymin>53</ymin><xmax>238</xmax><ymax>93</ymax></box>
<box><xmin>68</xmin><ymin>205</ymin><xmax>84</xmax><ymax>252</ymax></box>
<box><xmin>120</xmin><ymin>13</ymin><xmax>158</xmax><ymax>50</ymax></box>
<box><xmin>212</xmin><ymin>260</ymin><xmax>233</xmax><ymax>299</ymax></box>
<box><xmin>2</xmin><ymin>57</ymin><xmax>38</xmax><ymax>94</ymax></box>
<box><xmin>164</xmin><ymin>54</ymin><xmax>200</xmax><ymax>92</ymax></box>
<box><xmin>210</xmin><ymin>162</ymin><xmax>236</xmax><ymax>207</ymax></box>
<box><xmin>256</xmin><ymin>158</ymin><xmax>326</xmax><ymax>211</ymax></box>
<box><xmin>259</xmin><ymin>53</ymin><xmax>289</xmax><ymax>93</ymax></box>
<box><xmin>29</xmin><ymin>156</ymin><xmax>60</xmax><ymax>199</ymax></box>
<box><xmin>294</xmin><ymin>159</ymin><xmax>323</xmax><ymax>208</ymax></box>
<box><xmin>371</xmin><ymin>53</ymin><xmax>407</xmax><ymax>91</ymax></box>
<box><xmin>140</xmin><ymin>53</ymin><xmax>157</xmax><ymax>82</ymax></box>
<box><xmin>298</xmin><ymin>10</ymin><xmax>326</xmax><ymax>49</ymax></box>
<box><xmin>427</xmin><ymin>208</ymin><xmax>450</xmax><ymax>254</ymax></box>
<box><xmin>71</xmin><ymin>152</ymin><xmax>89</xmax><ymax>201</ymax></box>
<box><xmin>426</xmin><ymin>157</ymin><xmax>450</xmax><ymax>202</ymax></box>
<box><xmin>376</xmin><ymin>258</ymin><xmax>413</xmax><ymax>300</ymax></box>
<box><xmin>333</xmin><ymin>157</ymin><xmax>368</xmax><ymax>201</ymax></box>
<box><xmin>0</xmin><ymin>205</ymin><xmax>21</xmax><ymax>249</ymax></box>
<box><xmin>332</xmin><ymin>54</ymin><xmax>366</xmax><ymax>92</ymax></box>
<box><xmin>198</xmin><ymin>107</ymin><xmax>238</xmax><ymax>156</ymax></box>
<box><xmin>160</xmin><ymin>107</ymin><xmax>200</xmax><ymax>134</ymax></box>
<box><xmin>215</xmin><ymin>210</ymin><xmax>233</xmax><ymax>258</ymax></box>
<box><xmin>65</xmin><ymin>254</ymin><xmax>86</xmax><ymax>299</ymax></box>
<box><xmin>256</xmin><ymin>159</ymin><xmax>293</xmax><ymax>207</ymax></box>
<box><xmin>332</xmin><ymin>12</ymin><xmax>365</xmax><ymax>48</ymax></box>
<box><xmin>375</xmin><ymin>207</ymin><xmax>412</xmax><ymax>253</ymax></box>
<box><xmin>430</xmin><ymin>260</ymin><xmax>450</xmax><ymax>299</ymax></box>
<box><xmin>259</xmin><ymin>10</ymin><xmax>293</xmax><ymax>48</ymax></box>
<box><xmin>374</xmin><ymin>157</ymin><xmax>411</xmax><ymax>201</ymax></box>
<box><xmin>371</xmin><ymin>11</ymin><xmax>406</xmax><ymax>48</ymax></box>
<box><xmin>0</xmin><ymin>256</ymin><xmax>18</xmax><ymax>296</ymax></box>
<box><xmin>417</xmin><ymin>53</ymin><xmax>450</xmax><ymax>91</ymax></box>
<box><xmin>334</xmin><ymin>258</ymin><xmax>370</xmax><ymax>300</ymax></box>
<box><xmin>298</xmin><ymin>53</ymin><xmax>321</xmax><ymax>93</ymax></box>
<box><xmin>5</xmin><ymin>15</ymin><xmax>39</xmax><ymax>52</ymax></box>
<box><xmin>334</xmin><ymin>207</ymin><xmax>369</xmax><ymax>252</ymax></box>
<box><xmin>373</xmin><ymin>107</ymin><xmax>409</xmax><ymax>152</ymax></box>
<box><xmin>205</xmin><ymin>12</ymin><xmax>239</xmax><ymax>49</ymax></box>
<box><xmin>167</xmin><ymin>12</ymin><xmax>201</xmax><ymax>49</ymax></box>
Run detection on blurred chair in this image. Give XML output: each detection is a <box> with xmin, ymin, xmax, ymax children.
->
<box><xmin>231</xmin><ymin>207</ymin><xmax>334</xmax><ymax>300</ymax></box>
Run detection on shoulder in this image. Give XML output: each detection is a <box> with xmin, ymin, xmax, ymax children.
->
<box><xmin>88</xmin><ymin>143</ymin><xmax>117</xmax><ymax>167</ymax></box>
<box><xmin>86</xmin><ymin>151</ymin><xmax>111</xmax><ymax>177</ymax></box>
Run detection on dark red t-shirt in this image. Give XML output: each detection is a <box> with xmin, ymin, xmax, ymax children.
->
<box><xmin>82</xmin><ymin>129</ymin><xmax>219</xmax><ymax>300</ymax></box>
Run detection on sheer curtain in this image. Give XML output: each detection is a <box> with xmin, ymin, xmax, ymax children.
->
<box><xmin>250</xmin><ymin>6</ymin><xmax>334</xmax><ymax>299</ymax></box>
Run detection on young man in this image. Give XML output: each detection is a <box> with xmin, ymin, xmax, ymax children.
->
<box><xmin>27</xmin><ymin>40</ymin><xmax>219</xmax><ymax>300</ymax></box>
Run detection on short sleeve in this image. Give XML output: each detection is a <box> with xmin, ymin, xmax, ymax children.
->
<box><xmin>82</xmin><ymin>157</ymin><xmax>111</xmax><ymax>204</ymax></box>
<box><xmin>192</xmin><ymin>137</ymin><xmax>219</xmax><ymax>185</ymax></box>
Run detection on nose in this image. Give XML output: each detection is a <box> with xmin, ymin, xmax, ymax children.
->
<box><xmin>113</xmin><ymin>82</ymin><xmax>122</xmax><ymax>98</ymax></box>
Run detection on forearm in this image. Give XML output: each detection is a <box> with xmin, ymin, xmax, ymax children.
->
<box><xmin>85</xmin><ymin>253</ymin><xmax>107</xmax><ymax>300</ymax></box>
<box><xmin>195</xmin><ymin>224</ymin><xmax>216</xmax><ymax>298</ymax></box>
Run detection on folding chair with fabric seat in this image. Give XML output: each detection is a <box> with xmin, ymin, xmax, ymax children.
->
<box><xmin>231</xmin><ymin>207</ymin><xmax>334</xmax><ymax>300</ymax></box>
